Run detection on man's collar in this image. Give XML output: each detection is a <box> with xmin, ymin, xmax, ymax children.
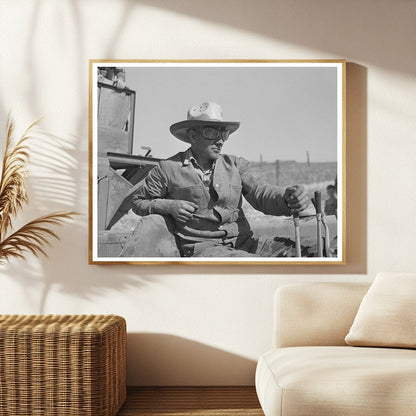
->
<box><xmin>182</xmin><ymin>148</ymin><xmax>193</xmax><ymax>166</ymax></box>
<box><xmin>182</xmin><ymin>148</ymin><xmax>217</xmax><ymax>171</ymax></box>
<box><xmin>183</xmin><ymin>148</ymin><xmax>205</xmax><ymax>167</ymax></box>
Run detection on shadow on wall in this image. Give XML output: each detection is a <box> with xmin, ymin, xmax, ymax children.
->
<box><xmin>127</xmin><ymin>333</ymin><xmax>257</xmax><ymax>386</ymax></box>
<box><xmin>0</xmin><ymin>1</ymin><xmax>153</xmax><ymax>311</ymax></box>
<box><xmin>0</xmin><ymin>125</ymin><xmax>155</xmax><ymax>313</ymax></box>
<box><xmin>135</xmin><ymin>0</ymin><xmax>413</xmax><ymax>76</ymax></box>
<box><xmin>0</xmin><ymin>0</ymin><xmax>371</xmax><ymax>304</ymax></box>
<box><xmin>0</xmin><ymin>3</ymin><xmax>170</xmax><ymax>315</ymax></box>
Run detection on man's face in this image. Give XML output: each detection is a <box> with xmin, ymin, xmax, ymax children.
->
<box><xmin>189</xmin><ymin>127</ymin><xmax>229</xmax><ymax>161</ymax></box>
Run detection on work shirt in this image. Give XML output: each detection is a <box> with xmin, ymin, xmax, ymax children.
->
<box><xmin>187</xmin><ymin>150</ymin><xmax>216</xmax><ymax>189</ymax></box>
<box><xmin>131</xmin><ymin>149</ymin><xmax>292</xmax><ymax>246</ymax></box>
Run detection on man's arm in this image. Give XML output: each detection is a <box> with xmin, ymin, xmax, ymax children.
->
<box><xmin>236</xmin><ymin>157</ymin><xmax>309</xmax><ymax>216</ymax></box>
<box><xmin>131</xmin><ymin>164</ymin><xmax>198</xmax><ymax>223</ymax></box>
<box><xmin>131</xmin><ymin>164</ymin><xmax>169</xmax><ymax>215</ymax></box>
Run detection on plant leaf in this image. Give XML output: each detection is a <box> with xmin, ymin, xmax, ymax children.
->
<box><xmin>0</xmin><ymin>116</ymin><xmax>37</xmax><ymax>237</ymax></box>
<box><xmin>0</xmin><ymin>211</ymin><xmax>79</xmax><ymax>264</ymax></box>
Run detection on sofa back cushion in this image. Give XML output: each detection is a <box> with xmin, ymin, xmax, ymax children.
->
<box><xmin>274</xmin><ymin>282</ymin><xmax>370</xmax><ymax>348</ymax></box>
<box><xmin>345</xmin><ymin>272</ymin><xmax>416</xmax><ymax>348</ymax></box>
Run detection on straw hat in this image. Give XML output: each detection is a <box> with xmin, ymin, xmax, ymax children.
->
<box><xmin>170</xmin><ymin>102</ymin><xmax>240</xmax><ymax>143</ymax></box>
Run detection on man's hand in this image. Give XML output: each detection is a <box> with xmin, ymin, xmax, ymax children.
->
<box><xmin>166</xmin><ymin>200</ymin><xmax>199</xmax><ymax>224</ymax></box>
<box><xmin>284</xmin><ymin>185</ymin><xmax>310</xmax><ymax>213</ymax></box>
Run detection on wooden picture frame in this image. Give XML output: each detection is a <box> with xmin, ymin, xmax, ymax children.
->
<box><xmin>89</xmin><ymin>60</ymin><xmax>346</xmax><ymax>265</ymax></box>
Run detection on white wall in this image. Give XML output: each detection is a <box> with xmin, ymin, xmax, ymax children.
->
<box><xmin>0</xmin><ymin>0</ymin><xmax>415</xmax><ymax>385</ymax></box>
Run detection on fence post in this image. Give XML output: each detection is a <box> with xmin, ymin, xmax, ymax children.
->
<box><xmin>275</xmin><ymin>160</ymin><xmax>280</xmax><ymax>186</ymax></box>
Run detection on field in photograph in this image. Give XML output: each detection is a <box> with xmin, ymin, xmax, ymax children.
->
<box><xmin>250</xmin><ymin>160</ymin><xmax>336</xmax><ymax>196</ymax></box>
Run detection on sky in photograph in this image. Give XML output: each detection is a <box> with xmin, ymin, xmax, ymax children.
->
<box><xmin>124</xmin><ymin>65</ymin><xmax>338</xmax><ymax>163</ymax></box>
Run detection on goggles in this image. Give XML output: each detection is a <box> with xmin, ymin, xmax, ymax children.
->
<box><xmin>198</xmin><ymin>126</ymin><xmax>230</xmax><ymax>141</ymax></box>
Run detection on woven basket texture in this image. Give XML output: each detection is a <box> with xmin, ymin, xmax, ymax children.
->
<box><xmin>0</xmin><ymin>314</ymin><xmax>126</xmax><ymax>416</ymax></box>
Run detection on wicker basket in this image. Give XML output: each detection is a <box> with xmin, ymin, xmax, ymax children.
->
<box><xmin>0</xmin><ymin>314</ymin><xmax>126</xmax><ymax>416</ymax></box>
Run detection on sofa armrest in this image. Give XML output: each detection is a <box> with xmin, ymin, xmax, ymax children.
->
<box><xmin>273</xmin><ymin>282</ymin><xmax>370</xmax><ymax>348</ymax></box>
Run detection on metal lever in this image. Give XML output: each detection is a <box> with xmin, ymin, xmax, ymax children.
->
<box><xmin>292</xmin><ymin>210</ymin><xmax>302</xmax><ymax>257</ymax></box>
<box><xmin>312</xmin><ymin>191</ymin><xmax>323</xmax><ymax>257</ymax></box>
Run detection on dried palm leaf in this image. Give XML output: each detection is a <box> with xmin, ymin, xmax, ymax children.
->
<box><xmin>0</xmin><ymin>211</ymin><xmax>78</xmax><ymax>264</ymax></box>
<box><xmin>0</xmin><ymin>115</ymin><xmax>79</xmax><ymax>264</ymax></box>
<box><xmin>0</xmin><ymin>117</ymin><xmax>38</xmax><ymax>238</ymax></box>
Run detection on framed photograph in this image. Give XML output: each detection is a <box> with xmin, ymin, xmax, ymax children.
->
<box><xmin>89</xmin><ymin>60</ymin><xmax>345</xmax><ymax>265</ymax></box>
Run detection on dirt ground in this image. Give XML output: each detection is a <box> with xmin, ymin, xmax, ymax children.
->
<box><xmin>242</xmin><ymin>199</ymin><xmax>338</xmax><ymax>256</ymax></box>
<box><xmin>113</xmin><ymin>200</ymin><xmax>338</xmax><ymax>257</ymax></box>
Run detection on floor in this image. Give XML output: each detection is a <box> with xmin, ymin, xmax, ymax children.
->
<box><xmin>117</xmin><ymin>386</ymin><xmax>264</xmax><ymax>416</ymax></box>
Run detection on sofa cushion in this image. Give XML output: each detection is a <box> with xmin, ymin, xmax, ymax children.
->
<box><xmin>274</xmin><ymin>283</ymin><xmax>370</xmax><ymax>348</ymax></box>
<box><xmin>256</xmin><ymin>346</ymin><xmax>416</xmax><ymax>416</ymax></box>
<box><xmin>345</xmin><ymin>272</ymin><xmax>416</xmax><ymax>348</ymax></box>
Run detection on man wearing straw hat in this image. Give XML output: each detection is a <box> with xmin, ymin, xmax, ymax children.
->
<box><xmin>131</xmin><ymin>102</ymin><xmax>310</xmax><ymax>257</ymax></box>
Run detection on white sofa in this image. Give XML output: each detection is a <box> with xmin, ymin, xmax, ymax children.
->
<box><xmin>255</xmin><ymin>282</ymin><xmax>416</xmax><ymax>416</ymax></box>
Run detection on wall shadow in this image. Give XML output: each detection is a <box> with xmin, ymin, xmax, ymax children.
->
<box><xmin>0</xmin><ymin>124</ymin><xmax>158</xmax><ymax>313</ymax></box>
<box><xmin>135</xmin><ymin>0</ymin><xmax>414</xmax><ymax>76</ymax></box>
<box><xmin>127</xmin><ymin>333</ymin><xmax>257</xmax><ymax>386</ymax></box>
<box><xmin>0</xmin><ymin>2</ymin><xmax>370</xmax><ymax>302</ymax></box>
<box><xmin>0</xmin><ymin>1</ymin><xmax>156</xmax><ymax>312</ymax></box>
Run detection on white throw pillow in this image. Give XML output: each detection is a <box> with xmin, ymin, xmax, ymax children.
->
<box><xmin>345</xmin><ymin>272</ymin><xmax>416</xmax><ymax>348</ymax></box>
